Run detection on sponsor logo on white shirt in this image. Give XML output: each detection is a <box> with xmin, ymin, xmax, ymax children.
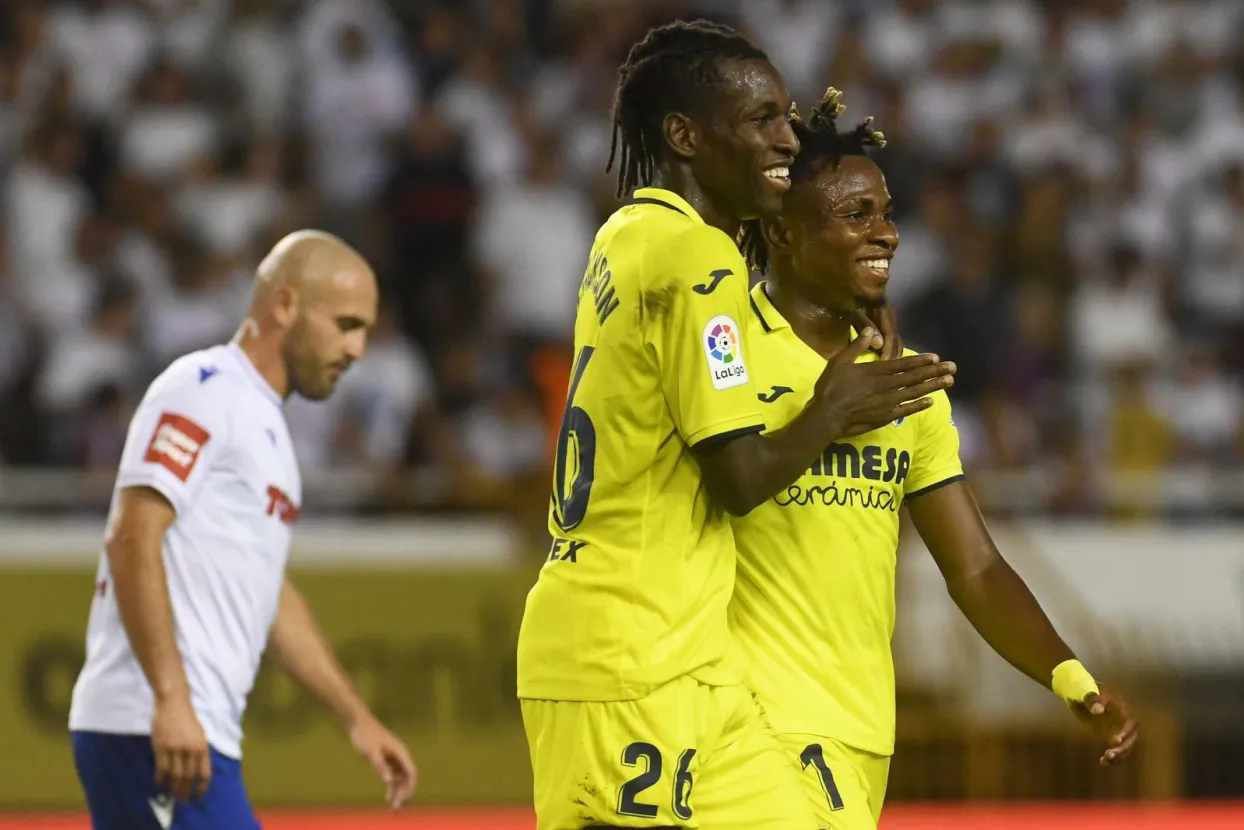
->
<box><xmin>143</xmin><ymin>413</ymin><xmax>210</xmax><ymax>482</ymax></box>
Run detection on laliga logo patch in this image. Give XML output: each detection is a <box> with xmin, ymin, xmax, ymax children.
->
<box><xmin>703</xmin><ymin>315</ymin><xmax>748</xmax><ymax>390</ymax></box>
<box><xmin>707</xmin><ymin>323</ymin><xmax>737</xmax><ymax>363</ymax></box>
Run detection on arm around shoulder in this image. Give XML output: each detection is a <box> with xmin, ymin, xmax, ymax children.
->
<box><xmin>694</xmin><ymin>329</ymin><xmax>944</xmax><ymax>515</ymax></box>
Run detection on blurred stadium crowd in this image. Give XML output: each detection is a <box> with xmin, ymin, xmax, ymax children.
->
<box><xmin>0</xmin><ymin>0</ymin><xmax>1241</xmax><ymax>520</ymax></box>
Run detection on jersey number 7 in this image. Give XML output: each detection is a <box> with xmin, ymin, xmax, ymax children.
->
<box><xmin>552</xmin><ymin>346</ymin><xmax>597</xmax><ymax>531</ymax></box>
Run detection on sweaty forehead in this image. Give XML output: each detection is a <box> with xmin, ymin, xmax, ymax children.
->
<box><xmin>808</xmin><ymin>156</ymin><xmax>889</xmax><ymax>209</ymax></box>
<box><xmin>704</xmin><ymin>58</ymin><xmax>788</xmax><ymax>118</ymax></box>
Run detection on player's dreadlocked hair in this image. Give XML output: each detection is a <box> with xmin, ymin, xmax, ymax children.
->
<box><xmin>607</xmin><ymin>19</ymin><xmax>769</xmax><ymax>198</ymax></box>
<box><xmin>738</xmin><ymin>87</ymin><xmax>887</xmax><ymax>274</ymax></box>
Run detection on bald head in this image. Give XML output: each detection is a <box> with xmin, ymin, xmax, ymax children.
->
<box><xmin>253</xmin><ymin>229</ymin><xmax>374</xmax><ymax>310</ymax></box>
<box><xmin>249</xmin><ymin>229</ymin><xmax>379</xmax><ymax>401</ymax></box>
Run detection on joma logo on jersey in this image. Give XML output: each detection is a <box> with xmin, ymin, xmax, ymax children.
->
<box><xmin>692</xmin><ymin>268</ymin><xmax>732</xmax><ymax>295</ymax></box>
<box><xmin>266</xmin><ymin>485</ymin><xmax>300</xmax><ymax>524</ymax></box>
<box><xmin>809</xmin><ymin>443</ymin><xmax>911</xmax><ymax>484</ymax></box>
<box><xmin>758</xmin><ymin>385</ymin><xmax>793</xmax><ymax>403</ymax></box>
<box><xmin>144</xmin><ymin>413</ymin><xmax>210</xmax><ymax>482</ymax></box>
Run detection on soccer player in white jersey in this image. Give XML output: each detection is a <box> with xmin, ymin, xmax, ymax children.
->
<box><xmin>68</xmin><ymin>230</ymin><xmax>417</xmax><ymax>829</ymax></box>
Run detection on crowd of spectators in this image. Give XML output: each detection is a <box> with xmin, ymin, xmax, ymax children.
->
<box><xmin>0</xmin><ymin>0</ymin><xmax>1240</xmax><ymax>520</ymax></box>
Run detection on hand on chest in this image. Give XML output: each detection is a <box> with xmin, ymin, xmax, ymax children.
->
<box><xmin>757</xmin><ymin>369</ymin><xmax>916</xmax><ymax>489</ymax></box>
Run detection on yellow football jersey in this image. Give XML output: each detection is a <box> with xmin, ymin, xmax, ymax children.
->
<box><xmin>517</xmin><ymin>188</ymin><xmax>767</xmax><ymax>702</ymax></box>
<box><xmin>729</xmin><ymin>281</ymin><xmax>964</xmax><ymax>756</ymax></box>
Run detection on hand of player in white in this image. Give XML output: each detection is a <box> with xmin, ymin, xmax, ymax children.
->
<box><xmin>151</xmin><ymin>693</ymin><xmax>212</xmax><ymax>802</ymax></box>
<box><xmin>350</xmin><ymin>714</ymin><xmax>418</xmax><ymax>810</ymax></box>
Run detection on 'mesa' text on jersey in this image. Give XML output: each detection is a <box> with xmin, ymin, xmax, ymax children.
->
<box><xmin>775</xmin><ymin>441</ymin><xmax>912</xmax><ymax>513</ymax></box>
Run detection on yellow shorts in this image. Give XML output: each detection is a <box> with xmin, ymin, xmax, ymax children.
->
<box><xmin>777</xmin><ymin>734</ymin><xmax>891</xmax><ymax>830</ymax></box>
<box><xmin>521</xmin><ymin>676</ymin><xmax>816</xmax><ymax>829</ymax></box>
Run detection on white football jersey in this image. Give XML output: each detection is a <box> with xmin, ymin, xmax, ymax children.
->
<box><xmin>69</xmin><ymin>343</ymin><xmax>301</xmax><ymax>759</ymax></box>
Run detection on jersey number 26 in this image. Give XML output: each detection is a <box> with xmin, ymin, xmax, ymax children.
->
<box><xmin>552</xmin><ymin>346</ymin><xmax>597</xmax><ymax>531</ymax></box>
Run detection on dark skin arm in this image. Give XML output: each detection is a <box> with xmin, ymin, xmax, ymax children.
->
<box><xmin>907</xmin><ymin>480</ymin><xmax>1139</xmax><ymax>766</ymax></box>
<box><xmin>694</xmin><ymin>329</ymin><xmax>955</xmax><ymax>516</ymax></box>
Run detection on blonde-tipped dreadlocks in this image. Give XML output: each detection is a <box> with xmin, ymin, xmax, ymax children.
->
<box><xmin>739</xmin><ymin>87</ymin><xmax>887</xmax><ymax>274</ymax></box>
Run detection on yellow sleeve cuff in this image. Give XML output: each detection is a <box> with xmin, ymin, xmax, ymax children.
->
<box><xmin>1051</xmin><ymin>659</ymin><xmax>1099</xmax><ymax>706</ymax></box>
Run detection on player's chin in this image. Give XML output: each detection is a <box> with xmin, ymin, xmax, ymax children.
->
<box><xmin>851</xmin><ymin>274</ymin><xmax>889</xmax><ymax>306</ymax></box>
<box><xmin>738</xmin><ymin>180</ymin><xmax>784</xmax><ymax>219</ymax></box>
<box><xmin>298</xmin><ymin>378</ymin><xmax>339</xmax><ymax>401</ymax></box>
<box><xmin>754</xmin><ymin>183</ymin><xmax>788</xmax><ymax>216</ymax></box>
<box><xmin>854</xmin><ymin>288</ymin><xmax>888</xmax><ymax>311</ymax></box>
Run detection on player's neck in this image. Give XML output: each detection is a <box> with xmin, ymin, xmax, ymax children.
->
<box><xmin>765</xmin><ymin>275</ymin><xmax>852</xmax><ymax>360</ymax></box>
<box><xmin>231</xmin><ymin>324</ymin><xmax>291</xmax><ymax>399</ymax></box>
<box><xmin>650</xmin><ymin>168</ymin><xmax>740</xmax><ymax>238</ymax></box>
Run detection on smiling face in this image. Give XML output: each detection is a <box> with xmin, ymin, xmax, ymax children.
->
<box><xmin>681</xmin><ymin>58</ymin><xmax>799</xmax><ymax>221</ymax></box>
<box><xmin>768</xmin><ymin>154</ymin><xmax>898</xmax><ymax>311</ymax></box>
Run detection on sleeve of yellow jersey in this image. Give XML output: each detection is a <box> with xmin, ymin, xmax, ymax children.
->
<box><xmin>904</xmin><ymin>386</ymin><xmax>966</xmax><ymax>498</ymax></box>
<box><xmin>648</xmin><ymin>227</ymin><xmax>766</xmax><ymax>450</ymax></box>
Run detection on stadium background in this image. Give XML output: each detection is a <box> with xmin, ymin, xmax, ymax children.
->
<box><xmin>0</xmin><ymin>0</ymin><xmax>1242</xmax><ymax>827</ymax></box>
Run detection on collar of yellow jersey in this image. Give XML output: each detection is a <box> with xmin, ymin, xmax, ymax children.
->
<box><xmin>750</xmin><ymin>281</ymin><xmax>866</xmax><ymax>343</ymax></box>
<box><xmin>630</xmin><ymin>188</ymin><xmax>704</xmax><ymax>224</ymax></box>
<box><xmin>749</xmin><ymin>280</ymin><xmax>790</xmax><ymax>333</ymax></box>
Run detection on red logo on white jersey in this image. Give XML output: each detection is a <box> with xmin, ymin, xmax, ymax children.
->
<box><xmin>144</xmin><ymin>413</ymin><xmax>210</xmax><ymax>482</ymax></box>
<box><xmin>266</xmin><ymin>485</ymin><xmax>300</xmax><ymax>524</ymax></box>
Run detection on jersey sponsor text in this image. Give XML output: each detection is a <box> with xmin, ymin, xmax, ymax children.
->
<box><xmin>143</xmin><ymin>413</ymin><xmax>210</xmax><ymax>482</ymax></box>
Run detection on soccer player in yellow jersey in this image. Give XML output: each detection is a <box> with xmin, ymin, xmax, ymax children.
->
<box><xmin>516</xmin><ymin>23</ymin><xmax>960</xmax><ymax>830</ymax></box>
<box><xmin>730</xmin><ymin>89</ymin><xmax>1140</xmax><ymax>830</ymax></box>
